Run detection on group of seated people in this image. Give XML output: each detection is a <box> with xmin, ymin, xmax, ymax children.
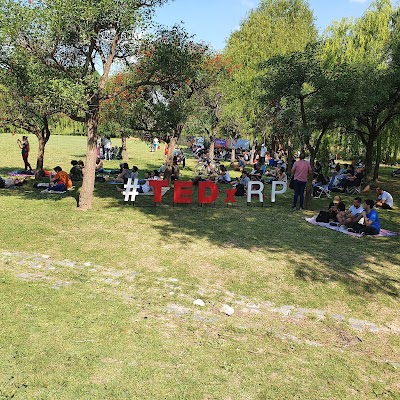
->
<box><xmin>313</xmin><ymin>162</ymin><xmax>364</xmax><ymax>194</ymax></box>
<box><xmin>69</xmin><ymin>160</ymin><xmax>85</xmax><ymax>181</ymax></box>
<box><xmin>320</xmin><ymin>196</ymin><xmax>381</xmax><ymax>235</ymax></box>
<box><xmin>319</xmin><ymin>187</ymin><xmax>394</xmax><ymax>235</ymax></box>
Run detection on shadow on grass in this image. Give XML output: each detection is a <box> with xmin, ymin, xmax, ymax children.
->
<box><xmin>2</xmin><ymin>163</ymin><xmax>399</xmax><ymax>299</ymax></box>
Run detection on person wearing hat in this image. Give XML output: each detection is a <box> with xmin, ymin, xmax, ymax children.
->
<box><xmin>328</xmin><ymin>195</ymin><xmax>345</xmax><ymax>222</ymax></box>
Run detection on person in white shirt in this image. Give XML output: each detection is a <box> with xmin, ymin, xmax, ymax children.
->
<box><xmin>337</xmin><ymin>197</ymin><xmax>364</xmax><ymax>227</ymax></box>
<box><xmin>375</xmin><ymin>187</ymin><xmax>394</xmax><ymax>209</ymax></box>
<box><xmin>260</xmin><ymin>144</ymin><xmax>267</xmax><ymax>164</ymax></box>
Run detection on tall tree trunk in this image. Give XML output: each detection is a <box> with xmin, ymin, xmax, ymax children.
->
<box><xmin>35</xmin><ymin>134</ymin><xmax>46</xmax><ymax>180</ymax></box>
<box><xmin>208</xmin><ymin>133</ymin><xmax>216</xmax><ymax>161</ymax></box>
<box><xmin>250</xmin><ymin>140</ymin><xmax>257</xmax><ymax>164</ymax></box>
<box><xmin>164</xmin><ymin>135</ymin><xmax>178</xmax><ymax>183</ymax></box>
<box><xmin>121</xmin><ymin>135</ymin><xmax>128</xmax><ymax>160</ymax></box>
<box><xmin>35</xmin><ymin>115</ymin><xmax>51</xmax><ymax>179</ymax></box>
<box><xmin>364</xmin><ymin>136</ymin><xmax>375</xmax><ymax>185</ymax></box>
<box><xmin>286</xmin><ymin>137</ymin><xmax>294</xmax><ymax>175</ymax></box>
<box><xmin>373</xmin><ymin>136</ymin><xmax>381</xmax><ymax>181</ymax></box>
<box><xmin>79</xmin><ymin>100</ymin><xmax>99</xmax><ymax>210</ymax></box>
<box><xmin>304</xmin><ymin>151</ymin><xmax>316</xmax><ymax>210</ymax></box>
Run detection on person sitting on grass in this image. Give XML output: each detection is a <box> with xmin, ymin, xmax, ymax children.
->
<box><xmin>47</xmin><ymin>166</ymin><xmax>72</xmax><ymax>192</ymax></box>
<box><xmin>116</xmin><ymin>163</ymin><xmax>131</xmax><ymax>183</ymax></box>
<box><xmin>336</xmin><ymin>196</ymin><xmax>364</xmax><ymax>227</ymax></box>
<box><xmin>95</xmin><ymin>158</ymin><xmax>104</xmax><ymax>173</ymax></box>
<box><xmin>347</xmin><ymin>199</ymin><xmax>380</xmax><ymax>235</ymax></box>
<box><xmin>171</xmin><ymin>158</ymin><xmax>180</xmax><ymax>181</ymax></box>
<box><xmin>69</xmin><ymin>160</ymin><xmax>83</xmax><ymax>181</ymax></box>
<box><xmin>328</xmin><ymin>195</ymin><xmax>345</xmax><ymax>222</ymax></box>
<box><xmin>375</xmin><ymin>187</ymin><xmax>394</xmax><ymax>210</ymax></box>
<box><xmin>238</xmin><ymin>156</ymin><xmax>246</xmax><ymax>171</ymax></box>
<box><xmin>218</xmin><ymin>165</ymin><xmax>231</xmax><ymax>183</ymax></box>
<box><xmin>277</xmin><ymin>167</ymin><xmax>287</xmax><ymax>183</ymax></box>
<box><xmin>131</xmin><ymin>166</ymin><xmax>139</xmax><ymax>180</ymax></box>
<box><xmin>77</xmin><ymin>160</ymin><xmax>85</xmax><ymax>177</ymax></box>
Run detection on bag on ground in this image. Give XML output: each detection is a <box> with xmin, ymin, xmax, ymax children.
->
<box><xmin>316</xmin><ymin>210</ymin><xmax>330</xmax><ymax>223</ymax></box>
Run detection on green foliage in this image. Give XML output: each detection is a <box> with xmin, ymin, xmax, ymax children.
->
<box><xmin>260</xmin><ymin>43</ymin><xmax>359</xmax><ymax>156</ymax></box>
<box><xmin>222</xmin><ymin>0</ymin><xmax>317</xmax><ymax>136</ymax></box>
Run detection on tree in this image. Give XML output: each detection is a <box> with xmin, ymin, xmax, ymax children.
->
<box><xmin>223</xmin><ymin>0</ymin><xmax>317</xmax><ymax>142</ymax></box>
<box><xmin>188</xmin><ymin>54</ymin><xmax>234</xmax><ymax>161</ymax></box>
<box><xmin>260</xmin><ymin>44</ymin><xmax>358</xmax><ymax>208</ymax></box>
<box><xmin>0</xmin><ymin>44</ymin><xmax>81</xmax><ymax>177</ymax></box>
<box><xmin>322</xmin><ymin>0</ymin><xmax>400</xmax><ymax>182</ymax></box>
<box><xmin>0</xmin><ymin>0</ymin><xmax>177</xmax><ymax>210</ymax></box>
<box><xmin>117</xmin><ymin>32</ymin><xmax>209</xmax><ymax>181</ymax></box>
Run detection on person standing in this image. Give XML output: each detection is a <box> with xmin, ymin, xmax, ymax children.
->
<box><xmin>291</xmin><ymin>152</ymin><xmax>311</xmax><ymax>211</ymax></box>
<box><xmin>104</xmin><ymin>137</ymin><xmax>111</xmax><ymax>160</ymax></box>
<box><xmin>17</xmin><ymin>136</ymin><xmax>32</xmax><ymax>171</ymax></box>
<box><xmin>260</xmin><ymin>144</ymin><xmax>267</xmax><ymax>164</ymax></box>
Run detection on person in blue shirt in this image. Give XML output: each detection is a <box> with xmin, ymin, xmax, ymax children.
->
<box><xmin>348</xmin><ymin>199</ymin><xmax>380</xmax><ymax>235</ymax></box>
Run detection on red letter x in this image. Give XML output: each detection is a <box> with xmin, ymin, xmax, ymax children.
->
<box><xmin>225</xmin><ymin>188</ymin><xmax>237</xmax><ymax>203</ymax></box>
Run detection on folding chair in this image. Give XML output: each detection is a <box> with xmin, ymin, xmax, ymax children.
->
<box><xmin>346</xmin><ymin>179</ymin><xmax>363</xmax><ymax>195</ymax></box>
<box><xmin>313</xmin><ymin>176</ymin><xmax>336</xmax><ymax>198</ymax></box>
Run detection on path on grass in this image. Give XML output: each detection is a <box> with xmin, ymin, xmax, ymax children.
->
<box><xmin>1</xmin><ymin>250</ymin><xmax>399</xmax><ymax>369</ymax></box>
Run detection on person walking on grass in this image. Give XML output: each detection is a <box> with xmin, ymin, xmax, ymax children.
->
<box><xmin>17</xmin><ymin>136</ymin><xmax>32</xmax><ymax>171</ymax></box>
<box><xmin>291</xmin><ymin>152</ymin><xmax>311</xmax><ymax>211</ymax></box>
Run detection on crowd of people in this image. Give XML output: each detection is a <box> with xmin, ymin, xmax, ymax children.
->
<box><xmin>3</xmin><ymin>136</ymin><xmax>396</xmax><ymax>236</ymax></box>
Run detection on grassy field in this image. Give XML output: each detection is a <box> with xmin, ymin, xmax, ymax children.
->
<box><xmin>0</xmin><ymin>133</ymin><xmax>399</xmax><ymax>399</ymax></box>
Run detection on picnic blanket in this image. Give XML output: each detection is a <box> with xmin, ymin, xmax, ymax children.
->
<box><xmin>9</xmin><ymin>170</ymin><xmax>35</xmax><ymax>177</ymax></box>
<box><xmin>305</xmin><ymin>217</ymin><xmax>399</xmax><ymax>238</ymax></box>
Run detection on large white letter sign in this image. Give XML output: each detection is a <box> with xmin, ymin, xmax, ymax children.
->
<box><xmin>123</xmin><ymin>178</ymin><xmax>140</xmax><ymax>202</ymax></box>
<box><xmin>247</xmin><ymin>181</ymin><xmax>265</xmax><ymax>204</ymax></box>
<box><xmin>271</xmin><ymin>180</ymin><xmax>287</xmax><ymax>203</ymax></box>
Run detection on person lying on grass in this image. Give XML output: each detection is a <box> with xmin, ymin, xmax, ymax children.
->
<box><xmin>0</xmin><ymin>176</ymin><xmax>27</xmax><ymax>188</ymax></box>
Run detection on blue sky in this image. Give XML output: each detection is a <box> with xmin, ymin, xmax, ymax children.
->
<box><xmin>154</xmin><ymin>0</ymin><xmax>379</xmax><ymax>51</ymax></box>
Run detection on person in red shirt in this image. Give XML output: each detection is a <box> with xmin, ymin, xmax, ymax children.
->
<box><xmin>291</xmin><ymin>152</ymin><xmax>311</xmax><ymax>210</ymax></box>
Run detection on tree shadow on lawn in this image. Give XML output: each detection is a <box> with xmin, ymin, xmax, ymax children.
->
<box><xmin>98</xmin><ymin>179</ymin><xmax>400</xmax><ymax>299</ymax></box>
<box><xmin>3</xmin><ymin>166</ymin><xmax>399</xmax><ymax>299</ymax></box>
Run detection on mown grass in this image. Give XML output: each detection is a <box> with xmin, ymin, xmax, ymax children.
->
<box><xmin>0</xmin><ymin>133</ymin><xmax>399</xmax><ymax>399</ymax></box>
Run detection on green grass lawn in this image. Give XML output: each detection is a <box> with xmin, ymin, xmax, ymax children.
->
<box><xmin>0</xmin><ymin>133</ymin><xmax>399</xmax><ymax>399</ymax></box>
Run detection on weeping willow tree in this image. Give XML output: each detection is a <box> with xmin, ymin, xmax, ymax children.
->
<box><xmin>222</xmin><ymin>0</ymin><xmax>317</xmax><ymax>144</ymax></box>
<box><xmin>322</xmin><ymin>0</ymin><xmax>400</xmax><ymax>183</ymax></box>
